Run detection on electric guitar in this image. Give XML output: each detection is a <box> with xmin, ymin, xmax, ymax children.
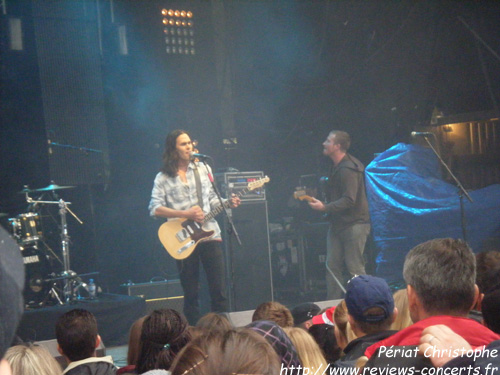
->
<box><xmin>293</xmin><ymin>189</ymin><xmax>315</xmax><ymax>202</ymax></box>
<box><xmin>158</xmin><ymin>176</ymin><xmax>270</xmax><ymax>260</ymax></box>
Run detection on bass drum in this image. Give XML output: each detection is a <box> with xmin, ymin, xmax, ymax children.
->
<box><xmin>21</xmin><ymin>245</ymin><xmax>51</xmax><ymax>307</ymax></box>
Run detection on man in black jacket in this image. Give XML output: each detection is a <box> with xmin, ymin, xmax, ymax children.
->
<box><xmin>335</xmin><ymin>275</ymin><xmax>397</xmax><ymax>368</ymax></box>
<box><xmin>309</xmin><ymin>130</ymin><xmax>371</xmax><ymax>299</ymax></box>
<box><xmin>56</xmin><ymin>309</ymin><xmax>116</xmax><ymax>375</ymax></box>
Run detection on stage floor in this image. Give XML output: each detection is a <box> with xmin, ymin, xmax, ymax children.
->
<box><xmin>17</xmin><ymin>293</ymin><xmax>146</xmax><ymax>346</ymax></box>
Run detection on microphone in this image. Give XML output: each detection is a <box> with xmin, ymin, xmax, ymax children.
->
<box><xmin>191</xmin><ymin>152</ymin><xmax>212</xmax><ymax>161</ymax></box>
<box><xmin>411</xmin><ymin>131</ymin><xmax>433</xmax><ymax>138</ymax></box>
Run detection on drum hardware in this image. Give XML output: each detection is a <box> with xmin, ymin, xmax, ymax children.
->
<box><xmin>21</xmin><ymin>189</ymin><xmax>86</xmax><ymax>305</ymax></box>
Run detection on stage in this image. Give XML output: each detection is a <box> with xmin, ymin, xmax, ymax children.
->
<box><xmin>16</xmin><ymin>293</ymin><xmax>146</xmax><ymax>347</ymax></box>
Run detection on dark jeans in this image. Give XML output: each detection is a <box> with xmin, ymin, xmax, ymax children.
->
<box><xmin>176</xmin><ymin>240</ymin><xmax>228</xmax><ymax>324</ymax></box>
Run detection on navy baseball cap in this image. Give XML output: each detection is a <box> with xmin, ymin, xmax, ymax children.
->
<box><xmin>345</xmin><ymin>275</ymin><xmax>394</xmax><ymax>323</ymax></box>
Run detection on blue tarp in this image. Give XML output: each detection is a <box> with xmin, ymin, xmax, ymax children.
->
<box><xmin>365</xmin><ymin>143</ymin><xmax>500</xmax><ymax>287</ymax></box>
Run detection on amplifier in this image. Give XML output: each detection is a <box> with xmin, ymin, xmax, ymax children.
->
<box><xmin>121</xmin><ymin>280</ymin><xmax>184</xmax><ymax>314</ymax></box>
<box><xmin>216</xmin><ymin>171</ymin><xmax>266</xmax><ymax>202</ymax></box>
<box><xmin>121</xmin><ymin>280</ymin><xmax>183</xmax><ymax>300</ymax></box>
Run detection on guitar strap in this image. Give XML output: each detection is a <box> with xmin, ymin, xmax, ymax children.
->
<box><xmin>193</xmin><ymin>164</ymin><xmax>204</xmax><ymax>210</ymax></box>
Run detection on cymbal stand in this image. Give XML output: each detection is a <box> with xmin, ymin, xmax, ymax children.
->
<box><xmin>58</xmin><ymin>199</ymin><xmax>83</xmax><ymax>302</ymax></box>
<box><xmin>26</xmin><ymin>196</ymin><xmax>84</xmax><ymax>303</ymax></box>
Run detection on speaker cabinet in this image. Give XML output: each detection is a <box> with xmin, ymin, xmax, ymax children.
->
<box><xmin>221</xmin><ymin>201</ymin><xmax>273</xmax><ymax>311</ymax></box>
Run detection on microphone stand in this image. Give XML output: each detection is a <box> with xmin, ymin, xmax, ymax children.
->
<box><xmin>198</xmin><ymin>158</ymin><xmax>241</xmax><ymax>312</ymax></box>
<box><xmin>422</xmin><ymin>135</ymin><xmax>473</xmax><ymax>242</ymax></box>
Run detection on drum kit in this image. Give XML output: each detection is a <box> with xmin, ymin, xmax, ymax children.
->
<box><xmin>6</xmin><ymin>183</ymin><xmax>96</xmax><ymax>308</ymax></box>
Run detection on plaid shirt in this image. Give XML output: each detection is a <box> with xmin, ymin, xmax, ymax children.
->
<box><xmin>148</xmin><ymin>161</ymin><xmax>222</xmax><ymax>240</ymax></box>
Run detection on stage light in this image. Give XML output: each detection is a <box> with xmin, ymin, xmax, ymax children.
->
<box><xmin>160</xmin><ymin>7</ymin><xmax>195</xmax><ymax>56</ymax></box>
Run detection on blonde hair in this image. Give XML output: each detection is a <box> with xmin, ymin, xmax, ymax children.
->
<box><xmin>391</xmin><ymin>289</ymin><xmax>412</xmax><ymax>331</ymax></box>
<box><xmin>283</xmin><ymin>327</ymin><xmax>328</xmax><ymax>372</ymax></box>
<box><xmin>333</xmin><ymin>300</ymin><xmax>357</xmax><ymax>350</ymax></box>
<box><xmin>5</xmin><ymin>344</ymin><xmax>62</xmax><ymax>375</ymax></box>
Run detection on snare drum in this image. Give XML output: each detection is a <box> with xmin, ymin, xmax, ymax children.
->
<box><xmin>9</xmin><ymin>213</ymin><xmax>43</xmax><ymax>244</ymax></box>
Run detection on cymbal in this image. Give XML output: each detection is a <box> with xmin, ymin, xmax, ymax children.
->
<box><xmin>17</xmin><ymin>184</ymin><xmax>75</xmax><ymax>194</ymax></box>
<box><xmin>0</xmin><ymin>213</ymin><xmax>8</xmax><ymax>218</ymax></box>
<box><xmin>33</xmin><ymin>184</ymin><xmax>75</xmax><ymax>192</ymax></box>
<box><xmin>18</xmin><ymin>187</ymin><xmax>33</xmax><ymax>194</ymax></box>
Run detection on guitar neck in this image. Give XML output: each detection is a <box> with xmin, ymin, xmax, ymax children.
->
<box><xmin>203</xmin><ymin>188</ymin><xmax>248</xmax><ymax>223</ymax></box>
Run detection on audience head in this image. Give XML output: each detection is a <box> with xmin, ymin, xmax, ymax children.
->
<box><xmin>196</xmin><ymin>312</ymin><xmax>232</xmax><ymax>332</ymax></box>
<box><xmin>345</xmin><ymin>275</ymin><xmax>396</xmax><ymax>336</ymax></box>
<box><xmin>252</xmin><ymin>301</ymin><xmax>294</xmax><ymax>328</ymax></box>
<box><xmin>312</xmin><ymin>307</ymin><xmax>335</xmax><ymax>326</ymax></box>
<box><xmin>308</xmin><ymin>324</ymin><xmax>342</xmax><ymax>364</ymax></box>
<box><xmin>136</xmin><ymin>309</ymin><xmax>191</xmax><ymax>374</ymax></box>
<box><xmin>55</xmin><ymin>309</ymin><xmax>99</xmax><ymax>362</ymax></box>
<box><xmin>403</xmin><ymin>238</ymin><xmax>477</xmax><ymax>321</ymax></box>
<box><xmin>127</xmin><ymin>315</ymin><xmax>146</xmax><ymax>366</ymax></box>
<box><xmin>291</xmin><ymin>302</ymin><xmax>321</xmax><ymax>329</ymax></box>
<box><xmin>0</xmin><ymin>227</ymin><xmax>25</xmax><ymax>359</ymax></box>
<box><xmin>481</xmin><ymin>289</ymin><xmax>500</xmax><ymax>334</ymax></box>
<box><xmin>332</xmin><ymin>300</ymin><xmax>356</xmax><ymax>350</ymax></box>
<box><xmin>170</xmin><ymin>329</ymin><xmax>280</xmax><ymax>375</ymax></box>
<box><xmin>246</xmin><ymin>320</ymin><xmax>302</xmax><ymax>373</ymax></box>
<box><xmin>283</xmin><ymin>327</ymin><xmax>328</xmax><ymax>372</ymax></box>
<box><xmin>5</xmin><ymin>344</ymin><xmax>62</xmax><ymax>375</ymax></box>
<box><xmin>391</xmin><ymin>289</ymin><xmax>413</xmax><ymax>330</ymax></box>
<box><xmin>476</xmin><ymin>250</ymin><xmax>500</xmax><ymax>294</ymax></box>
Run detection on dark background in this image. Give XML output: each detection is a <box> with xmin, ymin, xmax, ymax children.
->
<box><xmin>1</xmin><ymin>0</ymin><xmax>499</xmax><ymax>293</ymax></box>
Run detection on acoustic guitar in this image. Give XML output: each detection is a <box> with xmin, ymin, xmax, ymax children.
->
<box><xmin>158</xmin><ymin>176</ymin><xmax>270</xmax><ymax>260</ymax></box>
